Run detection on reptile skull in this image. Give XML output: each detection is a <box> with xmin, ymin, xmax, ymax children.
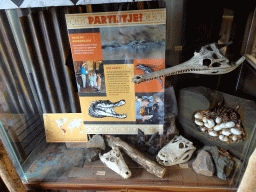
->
<box><xmin>156</xmin><ymin>135</ymin><xmax>196</xmax><ymax>166</ymax></box>
<box><xmin>132</xmin><ymin>43</ymin><xmax>245</xmax><ymax>84</ymax></box>
<box><xmin>99</xmin><ymin>147</ymin><xmax>131</xmax><ymax>179</ymax></box>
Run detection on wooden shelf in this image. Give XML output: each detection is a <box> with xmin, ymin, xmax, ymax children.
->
<box><xmin>24</xmin><ymin>143</ymin><xmax>238</xmax><ymax>191</ymax></box>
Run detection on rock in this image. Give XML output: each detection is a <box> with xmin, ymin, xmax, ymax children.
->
<box><xmin>216</xmin><ymin>156</ymin><xmax>234</xmax><ymax>180</ymax></box>
<box><xmin>86</xmin><ymin>135</ymin><xmax>106</xmax><ymax>150</ymax></box>
<box><xmin>85</xmin><ymin>148</ymin><xmax>101</xmax><ymax>162</ymax></box>
<box><xmin>192</xmin><ymin>150</ymin><xmax>215</xmax><ymax>176</ymax></box>
<box><xmin>164</xmin><ymin>113</ymin><xmax>179</xmax><ymax>141</ymax></box>
<box><xmin>147</xmin><ymin>145</ymin><xmax>159</xmax><ymax>155</ymax></box>
<box><xmin>203</xmin><ymin>145</ymin><xmax>234</xmax><ymax>180</ymax></box>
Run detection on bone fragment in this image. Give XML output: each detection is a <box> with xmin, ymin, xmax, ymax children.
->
<box><xmin>105</xmin><ymin>135</ymin><xmax>166</xmax><ymax>178</ymax></box>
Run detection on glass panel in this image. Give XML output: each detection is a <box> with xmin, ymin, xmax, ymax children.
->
<box><xmin>0</xmin><ymin>1</ymin><xmax>255</xmax><ymax>191</ymax></box>
<box><xmin>0</xmin><ymin>119</ymin><xmax>26</xmax><ymax>182</ymax></box>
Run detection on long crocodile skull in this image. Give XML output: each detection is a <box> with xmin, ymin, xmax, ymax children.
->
<box><xmin>132</xmin><ymin>43</ymin><xmax>245</xmax><ymax>84</ymax></box>
<box><xmin>99</xmin><ymin>147</ymin><xmax>132</xmax><ymax>179</ymax></box>
<box><xmin>156</xmin><ymin>135</ymin><xmax>196</xmax><ymax>166</ymax></box>
<box><xmin>88</xmin><ymin>100</ymin><xmax>127</xmax><ymax>119</ymax></box>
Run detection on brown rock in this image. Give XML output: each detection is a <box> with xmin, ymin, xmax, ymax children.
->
<box><xmin>192</xmin><ymin>150</ymin><xmax>215</xmax><ymax>176</ymax></box>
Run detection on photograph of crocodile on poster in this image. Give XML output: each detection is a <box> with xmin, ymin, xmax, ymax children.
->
<box><xmin>88</xmin><ymin>100</ymin><xmax>127</xmax><ymax>119</ymax></box>
<box><xmin>100</xmin><ymin>24</ymin><xmax>166</xmax><ymax>60</ymax></box>
<box><xmin>66</xmin><ymin>9</ymin><xmax>166</xmax><ymax>134</ymax></box>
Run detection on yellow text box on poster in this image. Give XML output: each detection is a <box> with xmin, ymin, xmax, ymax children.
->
<box><xmin>80</xmin><ymin>64</ymin><xmax>136</xmax><ymax>122</ymax></box>
<box><xmin>43</xmin><ymin>113</ymin><xmax>87</xmax><ymax>142</ymax></box>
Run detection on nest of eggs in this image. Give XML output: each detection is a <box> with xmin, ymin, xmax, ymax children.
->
<box><xmin>193</xmin><ymin>104</ymin><xmax>246</xmax><ymax>143</ymax></box>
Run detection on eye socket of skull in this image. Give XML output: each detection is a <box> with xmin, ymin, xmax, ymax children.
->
<box><xmin>183</xmin><ymin>154</ymin><xmax>190</xmax><ymax>161</ymax></box>
<box><xmin>160</xmin><ymin>153</ymin><xmax>166</xmax><ymax>157</ymax></box>
<box><xmin>203</xmin><ymin>59</ymin><xmax>212</xmax><ymax>66</ymax></box>
<box><xmin>109</xmin><ymin>157</ymin><xmax>115</xmax><ymax>162</ymax></box>
<box><xmin>179</xmin><ymin>143</ymin><xmax>184</xmax><ymax>148</ymax></box>
<box><xmin>206</xmin><ymin>46</ymin><xmax>213</xmax><ymax>51</ymax></box>
<box><xmin>211</xmin><ymin>62</ymin><xmax>221</xmax><ymax>67</ymax></box>
<box><xmin>212</xmin><ymin>53</ymin><xmax>219</xmax><ymax>59</ymax></box>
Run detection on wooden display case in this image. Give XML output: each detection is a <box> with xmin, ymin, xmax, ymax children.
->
<box><xmin>0</xmin><ymin>1</ymin><xmax>256</xmax><ymax>191</ymax></box>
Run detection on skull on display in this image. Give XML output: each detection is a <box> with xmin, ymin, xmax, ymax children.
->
<box><xmin>99</xmin><ymin>146</ymin><xmax>131</xmax><ymax>179</ymax></box>
<box><xmin>156</xmin><ymin>135</ymin><xmax>196</xmax><ymax>166</ymax></box>
<box><xmin>132</xmin><ymin>42</ymin><xmax>245</xmax><ymax>84</ymax></box>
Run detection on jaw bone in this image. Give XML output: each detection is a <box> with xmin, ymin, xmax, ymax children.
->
<box><xmin>99</xmin><ymin>147</ymin><xmax>131</xmax><ymax>179</ymax></box>
<box><xmin>156</xmin><ymin>135</ymin><xmax>196</xmax><ymax>166</ymax></box>
<box><xmin>132</xmin><ymin>43</ymin><xmax>245</xmax><ymax>84</ymax></box>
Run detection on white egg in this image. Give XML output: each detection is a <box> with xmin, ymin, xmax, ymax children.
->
<box><xmin>209</xmin><ymin>131</ymin><xmax>218</xmax><ymax>137</ymax></box>
<box><xmin>208</xmin><ymin>119</ymin><xmax>215</xmax><ymax>128</ymax></box>
<box><xmin>232</xmin><ymin>135</ymin><xmax>238</xmax><ymax>141</ymax></box>
<box><xmin>203</xmin><ymin>117</ymin><xmax>208</xmax><ymax>123</ymax></box>
<box><xmin>194</xmin><ymin>113</ymin><xmax>203</xmax><ymax>119</ymax></box>
<box><xmin>214</xmin><ymin>125</ymin><xmax>222</xmax><ymax>131</ymax></box>
<box><xmin>195</xmin><ymin>120</ymin><xmax>204</xmax><ymax>126</ymax></box>
<box><xmin>215</xmin><ymin>117</ymin><xmax>222</xmax><ymax>124</ymax></box>
<box><xmin>219</xmin><ymin>135</ymin><xmax>228</xmax><ymax>142</ymax></box>
<box><xmin>220</xmin><ymin>123</ymin><xmax>227</xmax><ymax>128</ymax></box>
<box><xmin>230</xmin><ymin>128</ymin><xmax>242</xmax><ymax>135</ymax></box>
<box><xmin>205</xmin><ymin>123</ymin><xmax>212</xmax><ymax>129</ymax></box>
<box><xmin>222</xmin><ymin>129</ymin><xmax>232</xmax><ymax>136</ymax></box>
<box><xmin>226</xmin><ymin>121</ymin><xmax>235</xmax><ymax>128</ymax></box>
<box><xmin>201</xmin><ymin>128</ymin><xmax>206</xmax><ymax>132</ymax></box>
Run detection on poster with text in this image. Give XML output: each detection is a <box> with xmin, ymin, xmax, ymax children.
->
<box><xmin>43</xmin><ymin>113</ymin><xmax>87</xmax><ymax>142</ymax></box>
<box><xmin>66</xmin><ymin>9</ymin><xmax>166</xmax><ymax>135</ymax></box>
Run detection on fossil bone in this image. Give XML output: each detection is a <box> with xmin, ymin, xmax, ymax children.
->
<box><xmin>105</xmin><ymin>135</ymin><xmax>166</xmax><ymax>178</ymax></box>
<box><xmin>132</xmin><ymin>43</ymin><xmax>245</xmax><ymax>84</ymax></box>
<box><xmin>156</xmin><ymin>135</ymin><xmax>196</xmax><ymax>166</ymax></box>
<box><xmin>99</xmin><ymin>146</ymin><xmax>131</xmax><ymax>179</ymax></box>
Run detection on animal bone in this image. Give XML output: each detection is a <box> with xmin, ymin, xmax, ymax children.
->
<box><xmin>99</xmin><ymin>146</ymin><xmax>131</xmax><ymax>179</ymax></box>
<box><xmin>156</xmin><ymin>135</ymin><xmax>196</xmax><ymax>166</ymax></box>
<box><xmin>88</xmin><ymin>100</ymin><xmax>127</xmax><ymax>119</ymax></box>
<box><xmin>132</xmin><ymin>43</ymin><xmax>245</xmax><ymax>84</ymax></box>
<box><xmin>105</xmin><ymin>135</ymin><xmax>166</xmax><ymax>178</ymax></box>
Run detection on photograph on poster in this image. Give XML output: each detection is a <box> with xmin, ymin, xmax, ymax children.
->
<box><xmin>74</xmin><ymin>60</ymin><xmax>106</xmax><ymax>94</ymax></box>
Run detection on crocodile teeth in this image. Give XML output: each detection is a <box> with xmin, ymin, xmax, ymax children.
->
<box><xmin>131</xmin><ymin>43</ymin><xmax>245</xmax><ymax>84</ymax></box>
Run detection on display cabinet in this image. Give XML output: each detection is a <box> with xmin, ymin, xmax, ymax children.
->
<box><xmin>0</xmin><ymin>1</ymin><xmax>256</xmax><ymax>191</ymax></box>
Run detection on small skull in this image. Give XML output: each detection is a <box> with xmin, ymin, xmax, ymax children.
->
<box><xmin>156</xmin><ymin>135</ymin><xmax>196</xmax><ymax>166</ymax></box>
<box><xmin>99</xmin><ymin>147</ymin><xmax>131</xmax><ymax>179</ymax></box>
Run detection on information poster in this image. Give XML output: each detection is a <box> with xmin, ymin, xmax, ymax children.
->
<box><xmin>66</xmin><ymin>9</ymin><xmax>166</xmax><ymax>135</ymax></box>
<box><xmin>43</xmin><ymin>113</ymin><xmax>87</xmax><ymax>142</ymax></box>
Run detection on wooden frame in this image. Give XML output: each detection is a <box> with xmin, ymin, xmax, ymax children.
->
<box><xmin>241</xmin><ymin>7</ymin><xmax>256</xmax><ymax>57</ymax></box>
